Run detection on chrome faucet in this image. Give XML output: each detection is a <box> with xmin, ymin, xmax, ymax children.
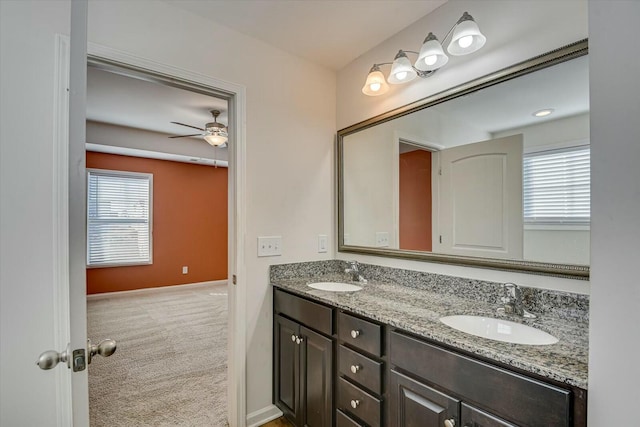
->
<box><xmin>345</xmin><ymin>261</ymin><xmax>367</xmax><ymax>284</ymax></box>
<box><xmin>498</xmin><ymin>283</ymin><xmax>536</xmax><ymax>318</ymax></box>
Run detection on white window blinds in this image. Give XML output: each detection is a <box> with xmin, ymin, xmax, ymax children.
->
<box><xmin>87</xmin><ymin>169</ymin><xmax>152</xmax><ymax>266</ymax></box>
<box><xmin>523</xmin><ymin>146</ymin><xmax>590</xmax><ymax>225</ymax></box>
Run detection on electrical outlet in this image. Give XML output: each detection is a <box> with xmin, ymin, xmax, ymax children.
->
<box><xmin>257</xmin><ymin>236</ymin><xmax>282</xmax><ymax>257</ymax></box>
<box><xmin>318</xmin><ymin>234</ymin><xmax>328</xmax><ymax>253</ymax></box>
<box><xmin>182</xmin><ymin>266</ymin><xmax>188</xmax><ymax>274</ymax></box>
<box><xmin>375</xmin><ymin>231</ymin><xmax>390</xmax><ymax>247</ymax></box>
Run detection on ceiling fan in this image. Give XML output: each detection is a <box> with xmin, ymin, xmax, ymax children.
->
<box><xmin>169</xmin><ymin>109</ymin><xmax>228</xmax><ymax>146</ymax></box>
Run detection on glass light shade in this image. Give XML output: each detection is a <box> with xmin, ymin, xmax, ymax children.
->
<box><xmin>204</xmin><ymin>132</ymin><xmax>227</xmax><ymax>146</ymax></box>
<box><xmin>447</xmin><ymin>18</ymin><xmax>486</xmax><ymax>56</ymax></box>
<box><xmin>415</xmin><ymin>34</ymin><xmax>449</xmax><ymax>71</ymax></box>
<box><xmin>388</xmin><ymin>53</ymin><xmax>417</xmax><ymax>84</ymax></box>
<box><xmin>362</xmin><ymin>67</ymin><xmax>389</xmax><ymax>96</ymax></box>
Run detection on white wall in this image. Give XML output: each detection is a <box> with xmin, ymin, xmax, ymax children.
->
<box><xmin>0</xmin><ymin>1</ymin><xmax>71</xmax><ymax>425</ymax></box>
<box><xmin>86</xmin><ymin>0</ymin><xmax>336</xmax><ymax>417</ymax></box>
<box><xmin>588</xmin><ymin>1</ymin><xmax>640</xmax><ymax>424</ymax></box>
<box><xmin>336</xmin><ymin>0</ymin><xmax>590</xmax><ymax>295</ymax></box>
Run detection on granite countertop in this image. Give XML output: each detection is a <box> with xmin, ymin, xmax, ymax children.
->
<box><xmin>271</xmin><ymin>273</ymin><xmax>589</xmax><ymax>390</ymax></box>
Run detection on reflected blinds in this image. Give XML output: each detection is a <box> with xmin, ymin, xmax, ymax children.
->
<box><xmin>523</xmin><ymin>146</ymin><xmax>590</xmax><ymax>224</ymax></box>
<box><xmin>87</xmin><ymin>169</ymin><xmax>152</xmax><ymax>266</ymax></box>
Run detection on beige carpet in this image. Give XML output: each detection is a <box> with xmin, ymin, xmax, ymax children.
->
<box><xmin>87</xmin><ymin>283</ymin><xmax>228</xmax><ymax>426</ymax></box>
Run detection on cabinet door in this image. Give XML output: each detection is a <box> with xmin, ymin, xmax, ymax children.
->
<box><xmin>301</xmin><ymin>326</ymin><xmax>333</xmax><ymax>427</ymax></box>
<box><xmin>461</xmin><ymin>403</ymin><xmax>517</xmax><ymax>427</ymax></box>
<box><xmin>275</xmin><ymin>315</ymin><xmax>301</xmax><ymax>424</ymax></box>
<box><xmin>390</xmin><ymin>370</ymin><xmax>459</xmax><ymax>427</ymax></box>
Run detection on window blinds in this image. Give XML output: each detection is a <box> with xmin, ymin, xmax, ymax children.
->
<box><xmin>523</xmin><ymin>146</ymin><xmax>590</xmax><ymax>224</ymax></box>
<box><xmin>87</xmin><ymin>170</ymin><xmax>152</xmax><ymax>266</ymax></box>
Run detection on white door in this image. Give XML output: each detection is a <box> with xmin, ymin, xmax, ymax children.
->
<box><xmin>435</xmin><ymin>134</ymin><xmax>523</xmax><ymax>259</ymax></box>
<box><xmin>1</xmin><ymin>2</ymin><xmax>246</xmax><ymax>426</ymax></box>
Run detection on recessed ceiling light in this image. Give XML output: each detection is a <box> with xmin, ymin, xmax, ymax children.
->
<box><xmin>533</xmin><ymin>108</ymin><xmax>555</xmax><ymax>117</ymax></box>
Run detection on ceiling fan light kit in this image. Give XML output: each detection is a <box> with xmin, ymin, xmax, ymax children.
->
<box><xmin>169</xmin><ymin>109</ymin><xmax>228</xmax><ymax>146</ymax></box>
<box><xmin>362</xmin><ymin>11</ymin><xmax>486</xmax><ymax>96</ymax></box>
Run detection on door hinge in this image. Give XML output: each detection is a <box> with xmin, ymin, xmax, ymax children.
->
<box><xmin>438</xmin><ymin>168</ymin><xmax>442</xmax><ymax>176</ymax></box>
<box><xmin>439</xmin><ymin>235</ymin><xmax>442</xmax><ymax>244</ymax></box>
<box><xmin>232</xmin><ymin>274</ymin><xmax>237</xmax><ymax>285</ymax></box>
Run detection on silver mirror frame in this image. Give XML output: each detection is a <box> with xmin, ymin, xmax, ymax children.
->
<box><xmin>337</xmin><ymin>39</ymin><xmax>589</xmax><ymax>280</ymax></box>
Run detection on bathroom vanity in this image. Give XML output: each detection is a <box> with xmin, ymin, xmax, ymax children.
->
<box><xmin>271</xmin><ymin>261</ymin><xmax>588</xmax><ymax>427</ymax></box>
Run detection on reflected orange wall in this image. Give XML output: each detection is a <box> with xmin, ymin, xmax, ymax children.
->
<box><xmin>399</xmin><ymin>150</ymin><xmax>432</xmax><ymax>251</ymax></box>
<box><xmin>86</xmin><ymin>152</ymin><xmax>227</xmax><ymax>294</ymax></box>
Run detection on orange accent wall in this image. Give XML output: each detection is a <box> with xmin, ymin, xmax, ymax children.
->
<box><xmin>86</xmin><ymin>152</ymin><xmax>227</xmax><ymax>294</ymax></box>
<box><xmin>399</xmin><ymin>150</ymin><xmax>432</xmax><ymax>251</ymax></box>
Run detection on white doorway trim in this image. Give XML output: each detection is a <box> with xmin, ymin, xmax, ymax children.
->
<box><xmin>56</xmin><ymin>40</ymin><xmax>248</xmax><ymax>425</ymax></box>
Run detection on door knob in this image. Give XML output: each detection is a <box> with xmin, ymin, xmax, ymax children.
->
<box><xmin>350</xmin><ymin>329</ymin><xmax>361</xmax><ymax>339</ymax></box>
<box><xmin>291</xmin><ymin>334</ymin><xmax>297</xmax><ymax>342</ymax></box>
<box><xmin>87</xmin><ymin>339</ymin><xmax>117</xmax><ymax>364</ymax></box>
<box><xmin>350</xmin><ymin>399</ymin><xmax>360</xmax><ymax>409</ymax></box>
<box><xmin>444</xmin><ymin>419</ymin><xmax>456</xmax><ymax>427</ymax></box>
<box><xmin>350</xmin><ymin>364</ymin><xmax>361</xmax><ymax>374</ymax></box>
<box><xmin>296</xmin><ymin>337</ymin><xmax>304</xmax><ymax>345</ymax></box>
<box><xmin>36</xmin><ymin>346</ymin><xmax>71</xmax><ymax>370</ymax></box>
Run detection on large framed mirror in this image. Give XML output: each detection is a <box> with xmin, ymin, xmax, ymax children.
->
<box><xmin>337</xmin><ymin>40</ymin><xmax>589</xmax><ymax>280</ymax></box>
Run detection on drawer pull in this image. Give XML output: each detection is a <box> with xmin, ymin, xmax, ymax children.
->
<box><xmin>350</xmin><ymin>329</ymin><xmax>361</xmax><ymax>339</ymax></box>
<box><xmin>296</xmin><ymin>337</ymin><xmax>304</xmax><ymax>345</ymax></box>
<box><xmin>444</xmin><ymin>419</ymin><xmax>456</xmax><ymax>427</ymax></box>
<box><xmin>291</xmin><ymin>334</ymin><xmax>297</xmax><ymax>342</ymax></box>
<box><xmin>350</xmin><ymin>364</ymin><xmax>361</xmax><ymax>374</ymax></box>
<box><xmin>350</xmin><ymin>399</ymin><xmax>360</xmax><ymax>409</ymax></box>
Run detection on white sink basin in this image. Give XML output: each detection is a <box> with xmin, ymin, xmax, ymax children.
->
<box><xmin>308</xmin><ymin>282</ymin><xmax>362</xmax><ymax>292</ymax></box>
<box><xmin>440</xmin><ymin>315</ymin><xmax>558</xmax><ymax>345</ymax></box>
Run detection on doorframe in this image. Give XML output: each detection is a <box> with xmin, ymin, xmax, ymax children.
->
<box><xmin>53</xmin><ymin>39</ymin><xmax>248</xmax><ymax>426</ymax></box>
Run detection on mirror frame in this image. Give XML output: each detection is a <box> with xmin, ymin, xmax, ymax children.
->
<box><xmin>337</xmin><ymin>39</ymin><xmax>589</xmax><ymax>280</ymax></box>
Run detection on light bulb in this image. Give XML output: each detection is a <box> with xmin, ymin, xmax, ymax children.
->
<box><xmin>424</xmin><ymin>55</ymin><xmax>438</xmax><ymax>66</ymax></box>
<box><xmin>370</xmin><ymin>82</ymin><xmax>381</xmax><ymax>92</ymax></box>
<box><xmin>458</xmin><ymin>35</ymin><xmax>474</xmax><ymax>49</ymax></box>
<box><xmin>395</xmin><ymin>71</ymin><xmax>408</xmax><ymax>81</ymax></box>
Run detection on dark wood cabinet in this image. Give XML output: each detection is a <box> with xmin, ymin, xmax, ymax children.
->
<box><xmin>389</xmin><ymin>370</ymin><xmax>459</xmax><ymax>427</ymax></box>
<box><xmin>461</xmin><ymin>403</ymin><xmax>517</xmax><ymax>427</ymax></box>
<box><xmin>274</xmin><ymin>290</ymin><xmax>334</xmax><ymax>427</ymax></box>
<box><xmin>273</xmin><ymin>288</ymin><xmax>586</xmax><ymax>427</ymax></box>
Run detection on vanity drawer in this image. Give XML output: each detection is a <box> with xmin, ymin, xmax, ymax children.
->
<box><xmin>338</xmin><ymin>344</ymin><xmax>382</xmax><ymax>395</ymax></box>
<box><xmin>338</xmin><ymin>311</ymin><xmax>382</xmax><ymax>356</ymax></box>
<box><xmin>274</xmin><ymin>289</ymin><xmax>332</xmax><ymax>336</ymax></box>
<box><xmin>390</xmin><ymin>331</ymin><xmax>572</xmax><ymax>426</ymax></box>
<box><xmin>336</xmin><ymin>409</ymin><xmax>364</xmax><ymax>427</ymax></box>
<box><xmin>337</xmin><ymin>377</ymin><xmax>381</xmax><ymax>427</ymax></box>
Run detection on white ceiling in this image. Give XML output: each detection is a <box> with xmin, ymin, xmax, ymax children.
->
<box><xmin>86</xmin><ymin>67</ymin><xmax>228</xmax><ymax>139</ymax></box>
<box><xmin>163</xmin><ymin>0</ymin><xmax>448</xmax><ymax>70</ymax></box>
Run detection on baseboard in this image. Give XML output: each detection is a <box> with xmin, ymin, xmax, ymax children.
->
<box><xmin>87</xmin><ymin>279</ymin><xmax>228</xmax><ymax>300</ymax></box>
<box><xmin>246</xmin><ymin>405</ymin><xmax>283</xmax><ymax>427</ymax></box>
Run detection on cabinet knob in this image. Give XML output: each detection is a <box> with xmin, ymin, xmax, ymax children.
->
<box><xmin>350</xmin><ymin>364</ymin><xmax>361</xmax><ymax>374</ymax></box>
<box><xmin>444</xmin><ymin>419</ymin><xmax>456</xmax><ymax>427</ymax></box>
<box><xmin>350</xmin><ymin>329</ymin><xmax>361</xmax><ymax>339</ymax></box>
<box><xmin>296</xmin><ymin>337</ymin><xmax>304</xmax><ymax>345</ymax></box>
<box><xmin>350</xmin><ymin>399</ymin><xmax>360</xmax><ymax>409</ymax></box>
<box><xmin>291</xmin><ymin>334</ymin><xmax>297</xmax><ymax>342</ymax></box>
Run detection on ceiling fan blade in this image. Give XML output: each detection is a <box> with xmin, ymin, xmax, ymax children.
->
<box><xmin>169</xmin><ymin>133</ymin><xmax>203</xmax><ymax>139</ymax></box>
<box><xmin>170</xmin><ymin>121</ymin><xmax>205</xmax><ymax>131</ymax></box>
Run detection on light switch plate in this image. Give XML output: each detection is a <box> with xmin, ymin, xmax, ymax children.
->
<box><xmin>375</xmin><ymin>231</ymin><xmax>390</xmax><ymax>247</ymax></box>
<box><xmin>258</xmin><ymin>236</ymin><xmax>282</xmax><ymax>257</ymax></box>
<box><xmin>318</xmin><ymin>234</ymin><xmax>328</xmax><ymax>253</ymax></box>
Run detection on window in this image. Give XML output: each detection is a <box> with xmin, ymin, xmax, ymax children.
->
<box><xmin>523</xmin><ymin>145</ymin><xmax>590</xmax><ymax>225</ymax></box>
<box><xmin>87</xmin><ymin>169</ymin><xmax>152</xmax><ymax>267</ymax></box>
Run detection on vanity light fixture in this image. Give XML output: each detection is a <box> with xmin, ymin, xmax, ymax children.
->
<box><xmin>362</xmin><ymin>11</ymin><xmax>486</xmax><ymax>96</ymax></box>
<box><xmin>533</xmin><ymin>108</ymin><xmax>555</xmax><ymax>118</ymax></box>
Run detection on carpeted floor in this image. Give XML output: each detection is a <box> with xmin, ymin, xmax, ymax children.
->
<box><xmin>87</xmin><ymin>282</ymin><xmax>228</xmax><ymax>426</ymax></box>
